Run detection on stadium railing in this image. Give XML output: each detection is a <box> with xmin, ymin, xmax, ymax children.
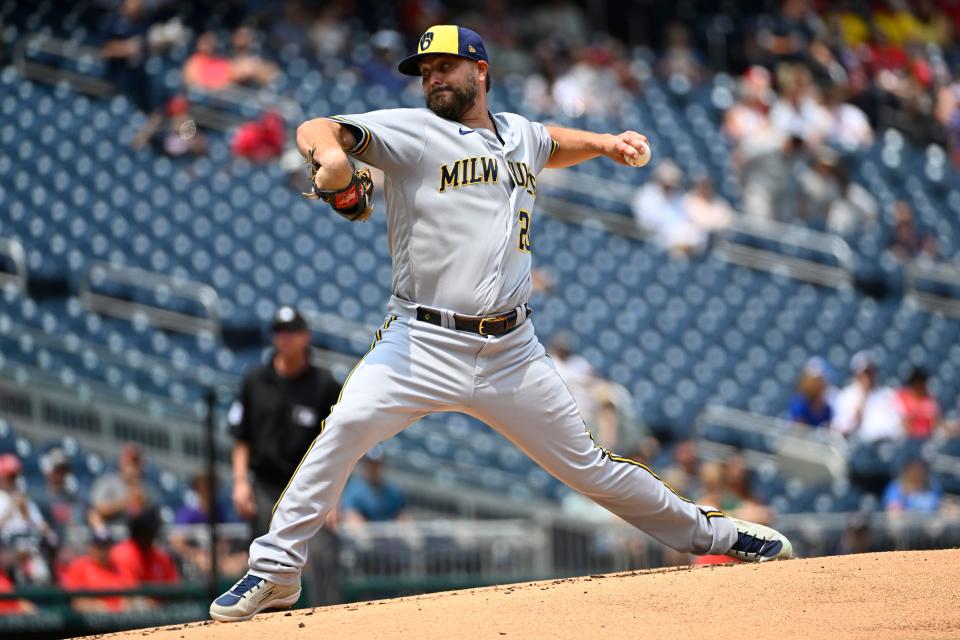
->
<box><xmin>13</xmin><ymin>34</ymin><xmax>112</xmax><ymax>98</ymax></box>
<box><xmin>904</xmin><ymin>260</ymin><xmax>960</xmax><ymax>319</ymax></box>
<box><xmin>80</xmin><ymin>261</ymin><xmax>222</xmax><ymax>337</ymax></box>
<box><xmin>695</xmin><ymin>405</ymin><xmax>849</xmax><ymax>484</ymax></box>
<box><xmin>714</xmin><ymin>217</ymin><xmax>856</xmax><ymax>289</ymax></box>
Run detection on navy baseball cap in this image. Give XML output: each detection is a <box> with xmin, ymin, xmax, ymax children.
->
<box><xmin>398</xmin><ymin>25</ymin><xmax>490</xmax><ymax>76</ymax></box>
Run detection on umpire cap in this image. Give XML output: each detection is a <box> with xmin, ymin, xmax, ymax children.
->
<box><xmin>271</xmin><ymin>306</ymin><xmax>309</xmax><ymax>333</ymax></box>
<box><xmin>398</xmin><ymin>25</ymin><xmax>490</xmax><ymax>76</ymax></box>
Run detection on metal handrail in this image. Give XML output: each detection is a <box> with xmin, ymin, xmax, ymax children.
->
<box><xmin>714</xmin><ymin>217</ymin><xmax>856</xmax><ymax>288</ymax></box>
<box><xmin>904</xmin><ymin>260</ymin><xmax>960</xmax><ymax>318</ymax></box>
<box><xmin>14</xmin><ymin>34</ymin><xmax>114</xmax><ymax>96</ymax></box>
<box><xmin>695</xmin><ymin>405</ymin><xmax>849</xmax><ymax>482</ymax></box>
<box><xmin>0</xmin><ymin>315</ymin><xmax>238</xmax><ymax>392</ymax></box>
<box><xmin>726</xmin><ymin>216</ymin><xmax>856</xmax><ymax>271</ymax></box>
<box><xmin>0</xmin><ymin>238</ymin><xmax>27</xmax><ymax>292</ymax></box>
<box><xmin>79</xmin><ymin>262</ymin><xmax>221</xmax><ymax>336</ymax></box>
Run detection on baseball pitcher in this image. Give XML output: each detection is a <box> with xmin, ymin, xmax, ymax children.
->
<box><xmin>211</xmin><ymin>25</ymin><xmax>791</xmax><ymax>622</ymax></box>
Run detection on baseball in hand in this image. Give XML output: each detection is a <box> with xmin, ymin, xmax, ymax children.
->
<box><xmin>625</xmin><ymin>141</ymin><xmax>651</xmax><ymax>167</ymax></box>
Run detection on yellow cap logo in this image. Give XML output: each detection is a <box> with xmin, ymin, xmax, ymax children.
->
<box><xmin>468</xmin><ymin>45</ymin><xmax>476</xmax><ymax>53</ymax></box>
<box><xmin>419</xmin><ymin>31</ymin><xmax>434</xmax><ymax>51</ymax></box>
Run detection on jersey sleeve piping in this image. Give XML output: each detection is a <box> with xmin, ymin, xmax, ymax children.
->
<box><xmin>549</xmin><ymin>138</ymin><xmax>560</xmax><ymax>158</ymax></box>
<box><xmin>328</xmin><ymin>115</ymin><xmax>373</xmax><ymax>156</ymax></box>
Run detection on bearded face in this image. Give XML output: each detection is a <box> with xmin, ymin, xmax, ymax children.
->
<box><xmin>425</xmin><ymin>66</ymin><xmax>479</xmax><ymax>121</ymax></box>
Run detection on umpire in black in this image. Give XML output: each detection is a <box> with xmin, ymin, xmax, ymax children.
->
<box><xmin>228</xmin><ymin>306</ymin><xmax>342</xmax><ymax>606</ymax></box>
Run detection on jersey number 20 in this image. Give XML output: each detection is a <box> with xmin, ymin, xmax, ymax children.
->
<box><xmin>518</xmin><ymin>209</ymin><xmax>531</xmax><ymax>253</ymax></box>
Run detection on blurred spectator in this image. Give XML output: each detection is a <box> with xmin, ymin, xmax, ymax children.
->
<box><xmin>527</xmin><ymin>0</ymin><xmax>589</xmax><ymax>49</ymax></box>
<box><xmin>231</xmin><ymin>110</ymin><xmax>286</xmax><ymax>162</ymax></box>
<box><xmin>183</xmin><ymin>31</ymin><xmax>276</xmax><ymax>91</ymax></box>
<box><xmin>827</xmin><ymin>172</ymin><xmax>879</xmax><ymax>236</ymax></box>
<box><xmin>682</xmin><ymin>174</ymin><xmax>735</xmax><ymax>241</ymax></box>
<box><xmin>360</xmin><ymin>30</ymin><xmax>410</xmax><ymax>93</ymax></box>
<box><xmin>838</xmin><ymin>512</ymin><xmax>875</xmax><ymax>555</ymax></box>
<box><xmin>807</xmin><ymin>37</ymin><xmax>850</xmax><ymax>88</ymax></box>
<box><xmin>872</xmin><ymin>0</ymin><xmax>919</xmax><ymax>46</ymax></box>
<box><xmin>552</xmin><ymin>45</ymin><xmax>627</xmax><ymax>117</ymax></box>
<box><xmin>696</xmin><ymin>461</ymin><xmax>738</xmax><ymax>512</ymax></box>
<box><xmin>912</xmin><ymin>0</ymin><xmax>952</xmax><ymax>47</ymax></box>
<box><xmin>833</xmin><ymin>351</ymin><xmax>903</xmax><ymax>442</ymax></box>
<box><xmin>341</xmin><ymin>449</ymin><xmax>406</xmax><ymax>523</ymax></box>
<box><xmin>739</xmin><ymin>131</ymin><xmax>804</xmax><ymax>222</ymax></box>
<box><xmin>786</xmin><ymin>357</ymin><xmax>834</xmax><ymax>428</ymax></box>
<box><xmin>769</xmin><ymin>64</ymin><xmax>831</xmax><ymax>145</ymax></box>
<box><xmin>828</xmin><ymin>1</ymin><xmax>871</xmax><ymax>48</ymax></box>
<box><xmin>60</xmin><ymin>530</ymin><xmax>142</xmax><ymax>613</ymax></box>
<box><xmin>0</xmin><ymin>454</ymin><xmax>55</xmax><ymax>585</ymax></box>
<box><xmin>230</xmin><ymin>26</ymin><xmax>278</xmax><ymax>86</ymax></box>
<box><xmin>170</xmin><ymin>473</ymin><xmax>247</xmax><ymax>578</ymax></box>
<box><xmin>632</xmin><ymin>160</ymin><xmax>703</xmax><ymax>255</ymax></box>
<box><xmin>887</xmin><ymin>200</ymin><xmax>938</xmax><ymax>263</ymax></box>
<box><xmin>228</xmin><ymin>306</ymin><xmax>341</xmax><ymax>606</ymax></box>
<box><xmin>174</xmin><ymin>473</ymin><xmax>228</xmax><ymax>526</ymax></box>
<box><xmin>110</xmin><ymin>508</ymin><xmax>179</xmax><ymax>585</ymax></box>
<box><xmin>756</xmin><ymin>0</ymin><xmax>824</xmax><ymax>64</ymax></box>
<box><xmin>934</xmin><ymin>79</ymin><xmax>960</xmax><ymax>166</ymax></box>
<box><xmin>723</xmin><ymin>454</ymin><xmax>773</xmax><ymax>525</ymax></box>
<box><xmin>657</xmin><ymin>23</ymin><xmax>705</xmax><ymax>91</ymax></box>
<box><xmin>824</xmin><ymin>85</ymin><xmax>874</xmax><ymax>151</ymax></box>
<box><xmin>307</xmin><ymin>5</ymin><xmax>351</xmax><ymax>57</ymax></box>
<box><xmin>724</xmin><ymin>66</ymin><xmax>777</xmax><ymax>146</ymax></box>
<box><xmin>100</xmin><ymin>0</ymin><xmax>154</xmax><ymax>111</ymax></box>
<box><xmin>33</xmin><ymin>449</ymin><xmax>85</xmax><ymax>534</ymax></box>
<box><xmin>895</xmin><ymin>367</ymin><xmax>940</xmax><ymax>440</ymax></box>
<box><xmin>883</xmin><ymin>457</ymin><xmax>942</xmax><ymax>513</ymax></box>
<box><xmin>87</xmin><ymin>444</ymin><xmax>159</xmax><ymax>532</ymax></box>
<box><xmin>797</xmin><ymin>147</ymin><xmax>844</xmax><ymax>227</ymax></box>
<box><xmin>132</xmin><ymin>96</ymin><xmax>207</xmax><ymax>157</ymax></box>
<box><xmin>661</xmin><ymin>440</ymin><xmax>701</xmax><ymax>498</ymax></box>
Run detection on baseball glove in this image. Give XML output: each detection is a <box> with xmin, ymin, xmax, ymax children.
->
<box><xmin>302</xmin><ymin>149</ymin><xmax>374</xmax><ymax>222</ymax></box>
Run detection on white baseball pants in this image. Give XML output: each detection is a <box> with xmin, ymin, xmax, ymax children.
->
<box><xmin>248</xmin><ymin>297</ymin><xmax>737</xmax><ymax>584</ymax></box>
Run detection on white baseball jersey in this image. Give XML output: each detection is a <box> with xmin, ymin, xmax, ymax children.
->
<box><xmin>241</xmin><ymin>107</ymin><xmax>742</xmax><ymax>592</ymax></box>
<box><xmin>329</xmin><ymin>108</ymin><xmax>558</xmax><ymax>316</ymax></box>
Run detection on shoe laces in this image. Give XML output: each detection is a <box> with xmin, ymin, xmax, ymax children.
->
<box><xmin>734</xmin><ymin>531</ymin><xmax>768</xmax><ymax>556</ymax></box>
<box><xmin>231</xmin><ymin>573</ymin><xmax>264</xmax><ymax>596</ymax></box>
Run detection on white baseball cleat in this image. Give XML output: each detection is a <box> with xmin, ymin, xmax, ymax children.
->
<box><xmin>209</xmin><ymin>573</ymin><xmax>301</xmax><ymax>622</ymax></box>
<box><xmin>724</xmin><ymin>517</ymin><xmax>793</xmax><ymax>563</ymax></box>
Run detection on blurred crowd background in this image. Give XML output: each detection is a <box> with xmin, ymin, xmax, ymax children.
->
<box><xmin>1</xmin><ymin>0</ymin><xmax>960</xmax><ymax>636</ymax></box>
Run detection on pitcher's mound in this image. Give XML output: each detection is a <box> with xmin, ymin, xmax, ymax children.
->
<box><xmin>95</xmin><ymin>549</ymin><xmax>960</xmax><ymax>640</ymax></box>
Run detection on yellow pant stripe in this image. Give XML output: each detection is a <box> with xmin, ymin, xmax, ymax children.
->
<box><xmin>606</xmin><ymin>453</ymin><xmax>694</xmax><ymax>504</ymax></box>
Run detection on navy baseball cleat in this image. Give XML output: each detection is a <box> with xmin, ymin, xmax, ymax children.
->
<box><xmin>209</xmin><ymin>573</ymin><xmax>301</xmax><ymax>622</ymax></box>
<box><xmin>725</xmin><ymin>517</ymin><xmax>793</xmax><ymax>562</ymax></box>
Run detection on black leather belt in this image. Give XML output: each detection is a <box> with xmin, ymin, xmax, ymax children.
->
<box><xmin>416</xmin><ymin>305</ymin><xmax>531</xmax><ymax>336</ymax></box>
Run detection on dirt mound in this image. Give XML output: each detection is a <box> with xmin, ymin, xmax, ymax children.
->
<box><xmin>95</xmin><ymin>549</ymin><xmax>960</xmax><ymax>640</ymax></box>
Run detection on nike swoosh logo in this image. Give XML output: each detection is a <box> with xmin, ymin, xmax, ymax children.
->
<box><xmin>258</xmin><ymin>587</ymin><xmax>277</xmax><ymax>604</ymax></box>
<box><xmin>458</xmin><ymin>128</ymin><xmax>475</xmax><ymax>135</ymax></box>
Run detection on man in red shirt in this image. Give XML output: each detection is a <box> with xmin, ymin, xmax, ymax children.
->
<box><xmin>896</xmin><ymin>367</ymin><xmax>941</xmax><ymax>439</ymax></box>
<box><xmin>60</xmin><ymin>530</ymin><xmax>138</xmax><ymax>612</ymax></box>
<box><xmin>110</xmin><ymin>508</ymin><xmax>180</xmax><ymax>585</ymax></box>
